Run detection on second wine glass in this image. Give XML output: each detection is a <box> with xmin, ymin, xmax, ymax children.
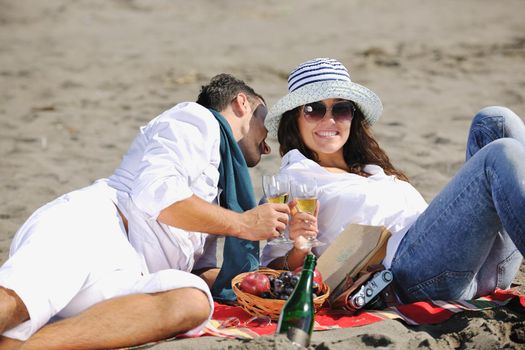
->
<box><xmin>262</xmin><ymin>173</ymin><xmax>293</xmax><ymax>245</ymax></box>
<box><xmin>292</xmin><ymin>178</ymin><xmax>325</xmax><ymax>248</ymax></box>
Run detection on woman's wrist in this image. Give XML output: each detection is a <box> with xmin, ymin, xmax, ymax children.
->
<box><xmin>284</xmin><ymin>246</ymin><xmax>310</xmax><ymax>270</ymax></box>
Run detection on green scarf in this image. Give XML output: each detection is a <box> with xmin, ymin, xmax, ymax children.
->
<box><xmin>209</xmin><ymin>109</ymin><xmax>259</xmax><ymax>302</ymax></box>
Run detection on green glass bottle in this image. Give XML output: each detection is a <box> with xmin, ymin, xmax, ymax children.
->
<box><xmin>276</xmin><ymin>253</ymin><xmax>316</xmax><ymax>347</ymax></box>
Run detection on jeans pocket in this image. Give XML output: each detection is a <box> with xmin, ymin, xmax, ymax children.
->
<box><xmin>497</xmin><ymin>249</ymin><xmax>523</xmax><ymax>289</ymax></box>
<box><xmin>405</xmin><ymin>271</ymin><xmax>475</xmax><ymax>301</ymax></box>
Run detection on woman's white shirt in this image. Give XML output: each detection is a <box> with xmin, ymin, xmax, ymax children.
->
<box><xmin>261</xmin><ymin>149</ymin><xmax>428</xmax><ymax>268</ymax></box>
<box><xmin>107</xmin><ymin>102</ymin><xmax>221</xmax><ymax>273</ymax></box>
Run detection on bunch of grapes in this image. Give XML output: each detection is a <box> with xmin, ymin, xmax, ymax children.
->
<box><xmin>260</xmin><ymin>271</ymin><xmax>321</xmax><ymax>300</ymax></box>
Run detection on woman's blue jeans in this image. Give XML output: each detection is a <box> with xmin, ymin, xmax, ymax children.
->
<box><xmin>391</xmin><ymin>106</ymin><xmax>525</xmax><ymax>302</ymax></box>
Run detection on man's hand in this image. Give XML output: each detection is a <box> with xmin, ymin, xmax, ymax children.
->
<box><xmin>237</xmin><ymin>203</ymin><xmax>290</xmax><ymax>241</ymax></box>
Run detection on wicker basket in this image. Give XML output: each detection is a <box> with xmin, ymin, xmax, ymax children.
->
<box><xmin>232</xmin><ymin>268</ymin><xmax>330</xmax><ymax>320</ymax></box>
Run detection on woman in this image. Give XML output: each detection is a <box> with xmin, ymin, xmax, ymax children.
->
<box><xmin>261</xmin><ymin>57</ymin><xmax>525</xmax><ymax>303</ymax></box>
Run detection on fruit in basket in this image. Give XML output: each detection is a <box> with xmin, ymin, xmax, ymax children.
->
<box><xmin>267</xmin><ymin>271</ymin><xmax>311</xmax><ymax>300</ymax></box>
<box><xmin>293</xmin><ymin>266</ymin><xmax>323</xmax><ymax>287</ymax></box>
<box><xmin>237</xmin><ymin>270</ymin><xmax>325</xmax><ymax>301</ymax></box>
<box><xmin>239</xmin><ymin>272</ymin><xmax>271</xmax><ymax>296</ymax></box>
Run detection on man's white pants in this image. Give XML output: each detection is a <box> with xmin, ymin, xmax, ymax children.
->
<box><xmin>0</xmin><ymin>182</ymin><xmax>213</xmax><ymax>341</ymax></box>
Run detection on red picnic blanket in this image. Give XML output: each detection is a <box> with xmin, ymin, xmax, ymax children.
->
<box><xmin>201</xmin><ymin>288</ymin><xmax>525</xmax><ymax>339</ymax></box>
<box><xmin>123</xmin><ymin>288</ymin><xmax>524</xmax><ymax>348</ymax></box>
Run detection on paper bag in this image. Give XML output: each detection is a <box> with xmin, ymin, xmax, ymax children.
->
<box><xmin>317</xmin><ymin>224</ymin><xmax>391</xmax><ymax>291</ymax></box>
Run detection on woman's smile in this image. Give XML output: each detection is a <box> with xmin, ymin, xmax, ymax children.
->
<box><xmin>315</xmin><ymin>130</ymin><xmax>339</xmax><ymax>138</ymax></box>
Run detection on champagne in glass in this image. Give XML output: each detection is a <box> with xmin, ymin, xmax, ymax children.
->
<box><xmin>263</xmin><ymin>174</ymin><xmax>293</xmax><ymax>245</ymax></box>
<box><xmin>295</xmin><ymin>197</ymin><xmax>317</xmax><ymax>215</ymax></box>
<box><xmin>267</xmin><ymin>192</ymin><xmax>289</xmax><ymax>204</ymax></box>
<box><xmin>292</xmin><ymin>178</ymin><xmax>325</xmax><ymax>248</ymax></box>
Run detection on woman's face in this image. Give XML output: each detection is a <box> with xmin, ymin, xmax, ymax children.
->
<box><xmin>297</xmin><ymin>98</ymin><xmax>354</xmax><ymax>164</ymax></box>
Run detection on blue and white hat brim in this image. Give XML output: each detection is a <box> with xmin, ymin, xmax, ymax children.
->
<box><xmin>265</xmin><ymin>79</ymin><xmax>383</xmax><ymax>138</ymax></box>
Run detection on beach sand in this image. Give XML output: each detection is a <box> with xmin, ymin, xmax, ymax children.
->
<box><xmin>1</xmin><ymin>0</ymin><xmax>524</xmax><ymax>348</ymax></box>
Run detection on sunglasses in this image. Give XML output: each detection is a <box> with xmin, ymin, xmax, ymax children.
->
<box><xmin>302</xmin><ymin>101</ymin><xmax>356</xmax><ymax>123</ymax></box>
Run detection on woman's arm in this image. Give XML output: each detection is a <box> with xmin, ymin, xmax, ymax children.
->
<box><xmin>267</xmin><ymin>244</ymin><xmax>311</xmax><ymax>271</ymax></box>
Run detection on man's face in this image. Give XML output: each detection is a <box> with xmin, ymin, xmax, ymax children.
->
<box><xmin>238</xmin><ymin>101</ymin><xmax>271</xmax><ymax>167</ymax></box>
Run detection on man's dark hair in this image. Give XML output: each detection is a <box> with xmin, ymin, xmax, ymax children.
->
<box><xmin>196</xmin><ymin>73</ymin><xmax>264</xmax><ymax>111</ymax></box>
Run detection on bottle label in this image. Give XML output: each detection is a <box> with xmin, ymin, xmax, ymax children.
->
<box><xmin>287</xmin><ymin>327</ymin><xmax>310</xmax><ymax>347</ymax></box>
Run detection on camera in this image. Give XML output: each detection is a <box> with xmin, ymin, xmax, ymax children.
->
<box><xmin>347</xmin><ymin>269</ymin><xmax>393</xmax><ymax>311</ymax></box>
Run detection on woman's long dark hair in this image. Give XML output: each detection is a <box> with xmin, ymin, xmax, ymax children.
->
<box><xmin>277</xmin><ymin>106</ymin><xmax>409</xmax><ymax>181</ymax></box>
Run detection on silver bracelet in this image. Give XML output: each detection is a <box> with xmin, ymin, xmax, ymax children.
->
<box><xmin>283</xmin><ymin>249</ymin><xmax>292</xmax><ymax>270</ymax></box>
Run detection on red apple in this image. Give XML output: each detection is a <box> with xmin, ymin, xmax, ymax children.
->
<box><xmin>293</xmin><ymin>266</ymin><xmax>323</xmax><ymax>287</ymax></box>
<box><xmin>239</xmin><ymin>272</ymin><xmax>271</xmax><ymax>296</ymax></box>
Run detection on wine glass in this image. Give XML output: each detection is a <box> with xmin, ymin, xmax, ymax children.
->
<box><xmin>262</xmin><ymin>174</ymin><xmax>293</xmax><ymax>245</ymax></box>
<box><xmin>291</xmin><ymin>178</ymin><xmax>325</xmax><ymax>248</ymax></box>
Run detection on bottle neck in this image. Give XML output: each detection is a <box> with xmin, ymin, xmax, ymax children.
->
<box><xmin>295</xmin><ymin>254</ymin><xmax>316</xmax><ymax>294</ymax></box>
<box><xmin>302</xmin><ymin>254</ymin><xmax>316</xmax><ymax>272</ymax></box>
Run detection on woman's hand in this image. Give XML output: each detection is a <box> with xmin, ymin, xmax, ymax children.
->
<box><xmin>288</xmin><ymin>199</ymin><xmax>319</xmax><ymax>251</ymax></box>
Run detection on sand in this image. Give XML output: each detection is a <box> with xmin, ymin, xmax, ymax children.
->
<box><xmin>1</xmin><ymin>0</ymin><xmax>524</xmax><ymax>348</ymax></box>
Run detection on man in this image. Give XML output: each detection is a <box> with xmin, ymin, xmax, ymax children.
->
<box><xmin>0</xmin><ymin>74</ymin><xmax>288</xmax><ymax>349</ymax></box>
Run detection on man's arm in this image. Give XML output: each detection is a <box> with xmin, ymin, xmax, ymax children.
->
<box><xmin>157</xmin><ymin>195</ymin><xmax>289</xmax><ymax>241</ymax></box>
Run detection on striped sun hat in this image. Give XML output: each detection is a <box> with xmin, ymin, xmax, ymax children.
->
<box><xmin>265</xmin><ymin>58</ymin><xmax>383</xmax><ymax>138</ymax></box>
